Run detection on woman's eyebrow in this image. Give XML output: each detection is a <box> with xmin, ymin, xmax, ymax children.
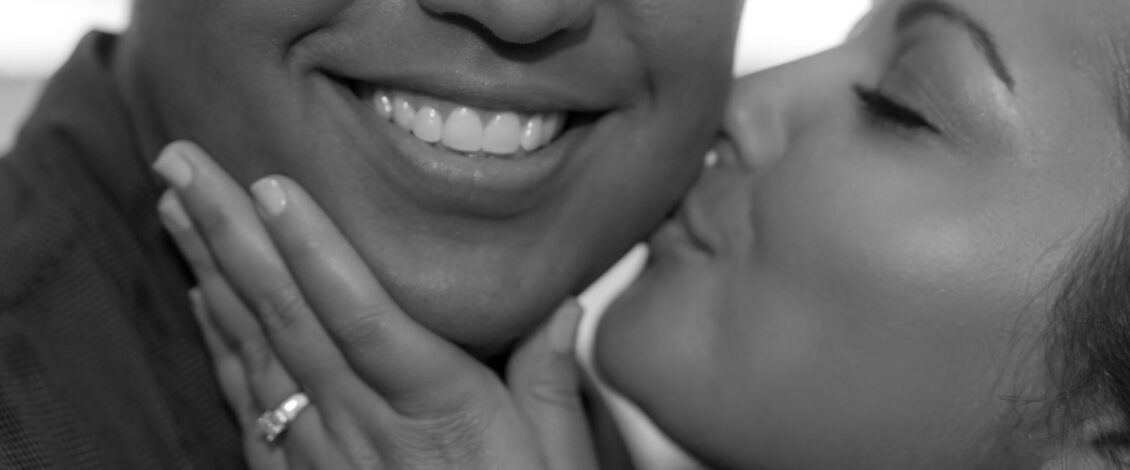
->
<box><xmin>895</xmin><ymin>0</ymin><xmax>1016</xmax><ymax>91</ymax></box>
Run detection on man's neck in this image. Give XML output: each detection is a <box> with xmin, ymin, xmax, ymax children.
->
<box><xmin>110</xmin><ymin>27</ymin><xmax>171</xmax><ymax>170</ymax></box>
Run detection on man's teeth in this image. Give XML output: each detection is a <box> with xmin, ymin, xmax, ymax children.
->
<box><xmin>374</xmin><ymin>90</ymin><xmax>566</xmax><ymax>156</ymax></box>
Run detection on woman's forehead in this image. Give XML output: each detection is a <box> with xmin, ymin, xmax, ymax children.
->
<box><xmin>1005</xmin><ymin>0</ymin><xmax>1130</xmax><ymax>121</ymax></box>
<box><xmin>871</xmin><ymin>0</ymin><xmax>1130</xmax><ymax>110</ymax></box>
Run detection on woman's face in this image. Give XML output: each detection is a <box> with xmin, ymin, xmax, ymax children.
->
<box><xmin>129</xmin><ymin>0</ymin><xmax>740</xmax><ymax>353</ymax></box>
<box><xmin>598</xmin><ymin>0</ymin><xmax>1130</xmax><ymax>467</ymax></box>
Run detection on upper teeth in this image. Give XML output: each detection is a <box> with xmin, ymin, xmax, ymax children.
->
<box><xmin>374</xmin><ymin>89</ymin><xmax>566</xmax><ymax>156</ymax></box>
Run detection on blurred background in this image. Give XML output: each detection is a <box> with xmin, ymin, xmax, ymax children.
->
<box><xmin>0</xmin><ymin>0</ymin><xmax>869</xmax><ymax>152</ymax></box>
<box><xmin>0</xmin><ymin>0</ymin><xmax>129</xmax><ymax>151</ymax></box>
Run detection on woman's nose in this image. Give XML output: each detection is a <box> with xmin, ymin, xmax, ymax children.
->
<box><xmin>417</xmin><ymin>0</ymin><xmax>596</xmax><ymax>44</ymax></box>
<box><xmin>726</xmin><ymin>47</ymin><xmax>855</xmax><ymax>173</ymax></box>
<box><xmin>724</xmin><ymin>70</ymin><xmax>791</xmax><ymax>173</ymax></box>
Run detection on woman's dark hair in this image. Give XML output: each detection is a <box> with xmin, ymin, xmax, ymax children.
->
<box><xmin>1047</xmin><ymin>199</ymin><xmax>1130</xmax><ymax>464</ymax></box>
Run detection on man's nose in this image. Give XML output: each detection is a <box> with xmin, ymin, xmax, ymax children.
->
<box><xmin>417</xmin><ymin>0</ymin><xmax>596</xmax><ymax>44</ymax></box>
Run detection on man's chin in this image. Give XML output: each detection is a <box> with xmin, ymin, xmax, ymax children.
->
<box><xmin>384</xmin><ymin>273</ymin><xmax>566</xmax><ymax>361</ymax></box>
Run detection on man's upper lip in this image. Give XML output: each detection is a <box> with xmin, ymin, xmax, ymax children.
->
<box><xmin>340</xmin><ymin>69</ymin><xmax>622</xmax><ymax>113</ymax></box>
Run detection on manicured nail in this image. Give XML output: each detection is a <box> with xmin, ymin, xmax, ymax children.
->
<box><xmin>550</xmin><ymin>299</ymin><xmax>583</xmax><ymax>353</ymax></box>
<box><xmin>251</xmin><ymin>177</ymin><xmax>288</xmax><ymax>217</ymax></box>
<box><xmin>153</xmin><ymin>144</ymin><xmax>195</xmax><ymax>189</ymax></box>
<box><xmin>158</xmin><ymin>191</ymin><xmax>193</xmax><ymax>231</ymax></box>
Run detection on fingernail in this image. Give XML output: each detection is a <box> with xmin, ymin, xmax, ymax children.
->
<box><xmin>158</xmin><ymin>191</ymin><xmax>193</xmax><ymax>231</ymax></box>
<box><xmin>153</xmin><ymin>143</ymin><xmax>195</xmax><ymax>189</ymax></box>
<box><xmin>251</xmin><ymin>177</ymin><xmax>288</xmax><ymax>217</ymax></box>
<box><xmin>550</xmin><ymin>299</ymin><xmax>583</xmax><ymax>353</ymax></box>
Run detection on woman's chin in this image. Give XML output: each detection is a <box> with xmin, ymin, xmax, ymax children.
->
<box><xmin>593</xmin><ymin>284</ymin><xmax>664</xmax><ymax>406</ymax></box>
<box><xmin>593</xmin><ymin>267</ymin><xmax>735</xmax><ymax>463</ymax></box>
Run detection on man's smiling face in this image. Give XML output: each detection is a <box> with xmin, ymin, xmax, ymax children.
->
<box><xmin>127</xmin><ymin>0</ymin><xmax>742</xmax><ymax>353</ymax></box>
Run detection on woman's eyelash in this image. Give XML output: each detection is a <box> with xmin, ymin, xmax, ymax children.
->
<box><xmin>854</xmin><ymin>85</ymin><xmax>939</xmax><ymax>133</ymax></box>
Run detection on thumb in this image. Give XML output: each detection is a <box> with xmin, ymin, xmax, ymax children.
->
<box><xmin>507</xmin><ymin>299</ymin><xmax>598</xmax><ymax>470</ymax></box>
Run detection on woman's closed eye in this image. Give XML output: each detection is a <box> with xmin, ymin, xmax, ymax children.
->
<box><xmin>854</xmin><ymin>84</ymin><xmax>940</xmax><ymax>134</ymax></box>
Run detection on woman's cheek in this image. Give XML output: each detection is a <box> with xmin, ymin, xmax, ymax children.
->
<box><xmin>754</xmin><ymin>149</ymin><xmax>1013</xmax><ymax>332</ymax></box>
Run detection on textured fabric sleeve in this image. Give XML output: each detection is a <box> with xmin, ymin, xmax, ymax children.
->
<box><xmin>0</xmin><ymin>145</ymin><xmax>243</xmax><ymax>470</ymax></box>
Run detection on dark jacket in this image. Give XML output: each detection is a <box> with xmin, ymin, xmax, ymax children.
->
<box><xmin>0</xmin><ymin>33</ymin><xmax>243</xmax><ymax>469</ymax></box>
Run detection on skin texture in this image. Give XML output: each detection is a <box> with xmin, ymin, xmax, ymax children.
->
<box><xmin>150</xmin><ymin>138</ymin><xmax>597</xmax><ymax>468</ymax></box>
<box><xmin>116</xmin><ymin>0</ymin><xmax>741</xmax><ymax>354</ymax></box>
<box><xmin>597</xmin><ymin>0</ymin><xmax>1130</xmax><ymax>468</ymax></box>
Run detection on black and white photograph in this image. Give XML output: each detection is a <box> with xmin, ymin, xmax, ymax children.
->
<box><xmin>8</xmin><ymin>1</ymin><xmax>1130</xmax><ymax>469</ymax></box>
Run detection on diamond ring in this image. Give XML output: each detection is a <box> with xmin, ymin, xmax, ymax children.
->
<box><xmin>257</xmin><ymin>392</ymin><xmax>310</xmax><ymax>443</ymax></box>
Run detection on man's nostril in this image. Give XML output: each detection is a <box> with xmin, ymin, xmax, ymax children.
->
<box><xmin>417</xmin><ymin>0</ymin><xmax>595</xmax><ymax>45</ymax></box>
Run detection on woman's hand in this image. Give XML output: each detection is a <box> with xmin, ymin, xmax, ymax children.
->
<box><xmin>152</xmin><ymin>141</ymin><xmax>598</xmax><ymax>470</ymax></box>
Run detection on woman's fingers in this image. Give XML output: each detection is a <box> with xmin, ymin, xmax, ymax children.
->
<box><xmin>189</xmin><ymin>287</ymin><xmax>258</xmax><ymax>428</ymax></box>
<box><xmin>248</xmin><ymin>176</ymin><xmax>482</xmax><ymax>405</ymax></box>
<box><xmin>154</xmin><ymin>142</ymin><xmax>362</xmax><ymax>402</ymax></box>
<box><xmin>506</xmin><ymin>299</ymin><xmax>598</xmax><ymax>470</ymax></box>
<box><xmin>162</xmin><ymin>191</ymin><xmax>305</xmax><ymax>414</ymax></box>
<box><xmin>155</xmin><ymin>140</ymin><xmax>479</xmax><ymax>413</ymax></box>
<box><xmin>161</xmin><ymin>191</ymin><xmax>295</xmax><ymax>408</ymax></box>
<box><xmin>164</xmin><ymin>196</ymin><xmax>341</xmax><ymax>468</ymax></box>
<box><xmin>154</xmin><ymin>141</ymin><xmax>564</xmax><ymax>470</ymax></box>
<box><xmin>160</xmin><ymin>192</ymin><xmax>264</xmax><ymax>347</ymax></box>
<box><xmin>189</xmin><ymin>288</ymin><xmax>289</xmax><ymax>470</ymax></box>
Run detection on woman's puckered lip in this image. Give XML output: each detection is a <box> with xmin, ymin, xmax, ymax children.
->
<box><xmin>649</xmin><ymin>205</ymin><xmax>715</xmax><ymax>260</ymax></box>
<box><xmin>675</xmin><ymin>200</ymin><xmax>718</xmax><ymax>256</ymax></box>
<box><xmin>652</xmin><ymin>137</ymin><xmax>751</xmax><ymax>259</ymax></box>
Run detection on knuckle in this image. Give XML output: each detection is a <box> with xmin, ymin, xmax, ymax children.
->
<box><xmin>325</xmin><ymin>307</ymin><xmax>392</xmax><ymax>350</ymax></box>
<box><xmin>276</xmin><ymin>227</ymin><xmax>342</xmax><ymax>275</ymax></box>
<box><xmin>191</xmin><ymin>197</ymin><xmax>238</xmax><ymax>235</ymax></box>
<box><xmin>238</xmin><ymin>338</ymin><xmax>275</xmax><ymax>376</ymax></box>
<box><xmin>396</xmin><ymin>381</ymin><xmax>482</xmax><ymax>421</ymax></box>
<box><xmin>391</xmin><ymin>407</ymin><xmax>491</xmax><ymax>470</ymax></box>
<box><xmin>344</xmin><ymin>452</ymin><xmax>383</xmax><ymax>470</ymax></box>
<box><xmin>282</xmin><ymin>231</ymin><xmax>329</xmax><ymax>260</ymax></box>
<box><xmin>255</xmin><ymin>281</ymin><xmax>307</xmax><ymax>334</ymax></box>
<box><xmin>523</xmin><ymin>378</ymin><xmax>582</xmax><ymax>411</ymax></box>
